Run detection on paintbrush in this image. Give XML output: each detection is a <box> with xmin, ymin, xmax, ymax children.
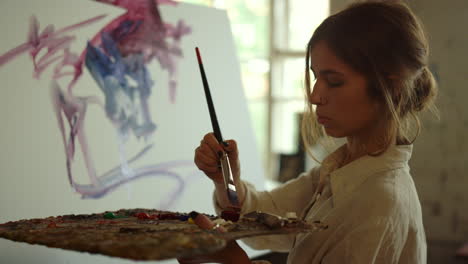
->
<box><xmin>195</xmin><ymin>47</ymin><xmax>240</xmax><ymax>208</ymax></box>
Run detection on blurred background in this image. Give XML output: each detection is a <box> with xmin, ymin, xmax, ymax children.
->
<box><xmin>180</xmin><ymin>0</ymin><xmax>467</xmax><ymax>263</ymax></box>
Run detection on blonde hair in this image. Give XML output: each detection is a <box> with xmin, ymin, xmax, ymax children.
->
<box><xmin>302</xmin><ymin>0</ymin><xmax>438</xmax><ymax>161</ymax></box>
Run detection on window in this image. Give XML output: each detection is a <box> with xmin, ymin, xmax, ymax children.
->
<box><xmin>269</xmin><ymin>1</ymin><xmax>329</xmax><ymax>179</ymax></box>
<box><xmin>181</xmin><ymin>0</ymin><xmax>329</xmax><ymax>180</ymax></box>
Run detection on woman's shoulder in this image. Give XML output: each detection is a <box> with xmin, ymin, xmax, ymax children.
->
<box><xmin>365</xmin><ymin>165</ymin><xmax>416</xmax><ymax>196</ymax></box>
<box><xmin>284</xmin><ymin>165</ymin><xmax>321</xmax><ymax>183</ymax></box>
<box><xmin>352</xmin><ymin>168</ymin><xmax>422</xmax><ymax>220</ymax></box>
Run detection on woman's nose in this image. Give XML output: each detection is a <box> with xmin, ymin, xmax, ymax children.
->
<box><xmin>308</xmin><ymin>83</ymin><xmax>323</xmax><ymax>105</ymax></box>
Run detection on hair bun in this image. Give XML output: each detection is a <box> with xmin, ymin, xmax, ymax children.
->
<box><xmin>413</xmin><ymin>66</ymin><xmax>437</xmax><ymax>112</ymax></box>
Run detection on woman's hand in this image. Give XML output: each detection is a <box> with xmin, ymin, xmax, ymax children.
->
<box><xmin>177</xmin><ymin>212</ymin><xmax>251</xmax><ymax>264</ymax></box>
<box><xmin>194</xmin><ymin>133</ymin><xmax>240</xmax><ymax>185</ymax></box>
<box><xmin>194</xmin><ymin>133</ymin><xmax>244</xmax><ymax>208</ymax></box>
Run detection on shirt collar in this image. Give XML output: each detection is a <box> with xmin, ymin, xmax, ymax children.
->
<box><xmin>326</xmin><ymin>144</ymin><xmax>413</xmax><ymax>206</ymax></box>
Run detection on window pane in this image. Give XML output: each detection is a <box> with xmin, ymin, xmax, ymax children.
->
<box><xmin>274</xmin><ymin>0</ymin><xmax>329</xmax><ymax>51</ymax></box>
<box><xmin>180</xmin><ymin>0</ymin><xmax>269</xmax><ymax>99</ymax></box>
<box><xmin>271</xmin><ymin>57</ymin><xmax>307</xmax><ymax>99</ymax></box>
<box><xmin>180</xmin><ymin>0</ymin><xmax>269</xmax><ymax>59</ymax></box>
<box><xmin>271</xmin><ymin>100</ymin><xmax>306</xmax><ymax>154</ymax></box>
<box><xmin>241</xmin><ymin>59</ymin><xmax>269</xmax><ymax>99</ymax></box>
<box><xmin>217</xmin><ymin>0</ymin><xmax>270</xmax><ymax>59</ymax></box>
<box><xmin>288</xmin><ymin>0</ymin><xmax>329</xmax><ymax>50</ymax></box>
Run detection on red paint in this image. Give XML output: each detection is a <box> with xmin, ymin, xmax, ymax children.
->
<box><xmin>159</xmin><ymin>213</ymin><xmax>178</xmax><ymax>220</ymax></box>
<box><xmin>221</xmin><ymin>210</ymin><xmax>240</xmax><ymax>222</ymax></box>
<box><xmin>149</xmin><ymin>214</ymin><xmax>159</xmax><ymax>220</ymax></box>
<box><xmin>195</xmin><ymin>47</ymin><xmax>202</xmax><ymax>64</ymax></box>
<box><xmin>47</xmin><ymin>222</ymin><xmax>58</xmax><ymax>228</ymax></box>
<box><xmin>135</xmin><ymin>212</ymin><xmax>152</xmax><ymax>220</ymax></box>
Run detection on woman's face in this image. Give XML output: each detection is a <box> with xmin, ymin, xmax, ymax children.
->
<box><xmin>309</xmin><ymin>40</ymin><xmax>381</xmax><ymax>139</ymax></box>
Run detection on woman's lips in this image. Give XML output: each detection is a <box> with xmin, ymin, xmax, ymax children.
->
<box><xmin>317</xmin><ymin>115</ymin><xmax>331</xmax><ymax>125</ymax></box>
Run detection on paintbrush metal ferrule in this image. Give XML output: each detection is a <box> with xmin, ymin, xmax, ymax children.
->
<box><xmin>220</xmin><ymin>152</ymin><xmax>240</xmax><ymax>206</ymax></box>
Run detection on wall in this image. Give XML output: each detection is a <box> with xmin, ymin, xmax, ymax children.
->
<box><xmin>408</xmin><ymin>0</ymin><xmax>468</xmax><ymax>241</ymax></box>
<box><xmin>406</xmin><ymin>1</ymin><xmax>468</xmax><ymax>262</ymax></box>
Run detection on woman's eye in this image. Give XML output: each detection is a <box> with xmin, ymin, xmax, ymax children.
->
<box><xmin>328</xmin><ymin>82</ymin><xmax>343</xmax><ymax>87</ymax></box>
<box><xmin>327</xmin><ymin>78</ymin><xmax>343</xmax><ymax>87</ymax></box>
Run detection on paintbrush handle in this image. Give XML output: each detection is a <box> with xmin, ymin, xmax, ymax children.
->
<box><xmin>195</xmin><ymin>47</ymin><xmax>224</xmax><ymax>143</ymax></box>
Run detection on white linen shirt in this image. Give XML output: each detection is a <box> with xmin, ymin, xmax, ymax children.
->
<box><xmin>214</xmin><ymin>144</ymin><xmax>427</xmax><ymax>263</ymax></box>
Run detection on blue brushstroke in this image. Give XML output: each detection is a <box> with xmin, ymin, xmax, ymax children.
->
<box><xmin>85</xmin><ymin>26</ymin><xmax>156</xmax><ymax>139</ymax></box>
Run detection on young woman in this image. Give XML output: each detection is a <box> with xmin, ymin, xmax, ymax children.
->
<box><xmin>181</xmin><ymin>1</ymin><xmax>437</xmax><ymax>263</ymax></box>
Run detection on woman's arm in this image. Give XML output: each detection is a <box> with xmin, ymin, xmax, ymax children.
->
<box><xmin>213</xmin><ymin>167</ymin><xmax>321</xmax><ymax>252</ymax></box>
<box><xmin>214</xmin><ymin>167</ymin><xmax>320</xmax><ymax>217</ymax></box>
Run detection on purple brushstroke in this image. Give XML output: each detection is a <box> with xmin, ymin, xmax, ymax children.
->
<box><xmin>0</xmin><ymin>0</ymin><xmax>195</xmax><ymax>209</ymax></box>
